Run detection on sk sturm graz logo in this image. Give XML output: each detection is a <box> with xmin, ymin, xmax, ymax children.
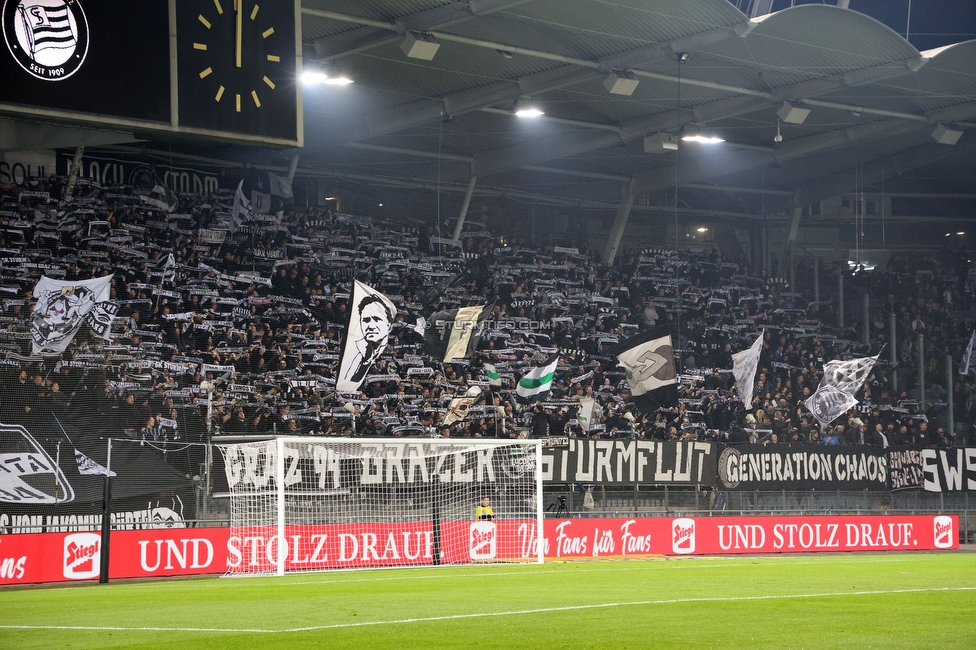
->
<box><xmin>0</xmin><ymin>421</ymin><xmax>75</xmax><ymax>504</ymax></box>
<box><xmin>2</xmin><ymin>0</ymin><xmax>89</xmax><ymax>81</ymax></box>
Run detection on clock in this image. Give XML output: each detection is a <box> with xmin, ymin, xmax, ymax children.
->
<box><xmin>176</xmin><ymin>0</ymin><xmax>300</xmax><ymax>145</ymax></box>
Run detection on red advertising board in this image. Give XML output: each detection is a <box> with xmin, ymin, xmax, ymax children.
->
<box><xmin>0</xmin><ymin>514</ymin><xmax>958</xmax><ymax>585</ymax></box>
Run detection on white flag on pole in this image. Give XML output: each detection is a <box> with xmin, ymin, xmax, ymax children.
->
<box><xmin>961</xmin><ymin>330</ymin><xmax>976</xmax><ymax>377</ymax></box>
<box><xmin>731</xmin><ymin>330</ymin><xmax>764</xmax><ymax>410</ymax></box>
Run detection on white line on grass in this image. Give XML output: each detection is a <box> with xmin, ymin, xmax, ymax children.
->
<box><xmin>3</xmin><ymin>586</ymin><xmax>975</xmax><ymax>634</ymax></box>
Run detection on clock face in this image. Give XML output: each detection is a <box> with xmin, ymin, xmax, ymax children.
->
<box><xmin>176</xmin><ymin>0</ymin><xmax>298</xmax><ymax>143</ymax></box>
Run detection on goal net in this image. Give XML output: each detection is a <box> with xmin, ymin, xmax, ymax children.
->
<box><xmin>217</xmin><ymin>437</ymin><xmax>544</xmax><ymax>575</ymax></box>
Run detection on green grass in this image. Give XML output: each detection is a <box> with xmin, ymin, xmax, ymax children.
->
<box><xmin>2</xmin><ymin>553</ymin><xmax>975</xmax><ymax>649</ymax></box>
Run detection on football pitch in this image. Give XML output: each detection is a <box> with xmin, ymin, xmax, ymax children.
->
<box><xmin>2</xmin><ymin>552</ymin><xmax>975</xmax><ymax>649</ymax></box>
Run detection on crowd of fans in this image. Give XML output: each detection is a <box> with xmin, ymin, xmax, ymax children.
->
<box><xmin>1</xmin><ymin>172</ymin><xmax>974</xmax><ymax>455</ymax></box>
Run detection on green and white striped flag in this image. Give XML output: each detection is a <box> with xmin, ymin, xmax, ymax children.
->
<box><xmin>516</xmin><ymin>357</ymin><xmax>558</xmax><ymax>401</ymax></box>
<box><xmin>484</xmin><ymin>363</ymin><xmax>502</xmax><ymax>387</ymax></box>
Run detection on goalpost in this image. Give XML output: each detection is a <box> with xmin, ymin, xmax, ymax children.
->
<box><xmin>217</xmin><ymin>437</ymin><xmax>545</xmax><ymax>576</ymax></box>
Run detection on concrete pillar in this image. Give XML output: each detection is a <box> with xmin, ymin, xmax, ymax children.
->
<box><xmin>890</xmin><ymin>312</ymin><xmax>898</xmax><ymax>392</ymax></box>
<box><xmin>919</xmin><ymin>332</ymin><xmax>925</xmax><ymax>406</ymax></box>
<box><xmin>452</xmin><ymin>176</ymin><xmax>478</xmax><ymax>241</ymax></box>
<box><xmin>813</xmin><ymin>257</ymin><xmax>820</xmax><ymax>303</ymax></box>
<box><xmin>603</xmin><ymin>179</ymin><xmax>636</xmax><ymax>265</ymax></box>
<box><xmin>838</xmin><ymin>273</ymin><xmax>844</xmax><ymax>328</ymax></box>
<box><xmin>64</xmin><ymin>146</ymin><xmax>84</xmax><ymax>200</ymax></box>
<box><xmin>863</xmin><ymin>292</ymin><xmax>870</xmax><ymax>346</ymax></box>
<box><xmin>947</xmin><ymin>358</ymin><xmax>955</xmax><ymax>437</ymax></box>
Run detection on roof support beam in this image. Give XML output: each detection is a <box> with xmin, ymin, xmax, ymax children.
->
<box><xmin>792</xmin><ymin>138</ymin><xmax>976</xmax><ymax>209</ymax></box>
<box><xmin>308</xmin><ymin>1</ymin><xmax>533</xmax><ymax>60</ymax></box>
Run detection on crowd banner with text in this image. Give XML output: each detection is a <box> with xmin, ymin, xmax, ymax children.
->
<box><xmin>0</xmin><ymin>515</ymin><xmax>956</xmax><ymax>585</ymax></box>
<box><xmin>717</xmin><ymin>444</ymin><xmax>889</xmax><ymax>491</ymax></box>
<box><xmin>888</xmin><ymin>446</ymin><xmax>926</xmax><ymax>491</ymax></box>
<box><xmin>922</xmin><ymin>447</ymin><xmax>976</xmax><ymax>492</ymax></box>
<box><xmin>542</xmin><ymin>440</ymin><xmax>717</xmax><ymax>485</ymax></box>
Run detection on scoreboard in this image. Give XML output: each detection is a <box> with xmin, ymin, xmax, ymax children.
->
<box><xmin>0</xmin><ymin>0</ymin><xmax>301</xmax><ymax>147</ymax></box>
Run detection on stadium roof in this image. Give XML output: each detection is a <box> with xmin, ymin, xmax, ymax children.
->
<box><xmin>4</xmin><ymin>1</ymin><xmax>975</xmax><ymax>244</ymax></box>
<box><xmin>290</xmin><ymin>0</ymin><xmax>976</xmax><ymax>222</ymax></box>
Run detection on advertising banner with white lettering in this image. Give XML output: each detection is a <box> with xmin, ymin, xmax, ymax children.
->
<box><xmin>922</xmin><ymin>447</ymin><xmax>976</xmax><ymax>492</ymax></box>
<box><xmin>542</xmin><ymin>440</ymin><xmax>717</xmax><ymax>486</ymax></box>
<box><xmin>717</xmin><ymin>444</ymin><xmax>889</xmax><ymax>491</ymax></box>
<box><xmin>0</xmin><ymin>515</ymin><xmax>956</xmax><ymax>585</ymax></box>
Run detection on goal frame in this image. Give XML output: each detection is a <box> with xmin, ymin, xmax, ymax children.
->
<box><xmin>229</xmin><ymin>436</ymin><xmax>546</xmax><ymax>576</ymax></box>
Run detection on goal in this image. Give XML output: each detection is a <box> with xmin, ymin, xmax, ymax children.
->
<box><xmin>217</xmin><ymin>437</ymin><xmax>544</xmax><ymax>575</ymax></box>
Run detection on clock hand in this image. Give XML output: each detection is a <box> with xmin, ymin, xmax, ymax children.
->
<box><xmin>235</xmin><ymin>0</ymin><xmax>242</xmax><ymax>68</ymax></box>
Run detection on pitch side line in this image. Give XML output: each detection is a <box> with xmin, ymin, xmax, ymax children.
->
<box><xmin>3</xmin><ymin>586</ymin><xmax>975</xmax><ymax>634</ymax></box>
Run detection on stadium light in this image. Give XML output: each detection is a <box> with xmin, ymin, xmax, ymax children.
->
<box><xmin>681</xmin><ymin>127</ymin><xmax>725</xmax><ymax>144</ymax></box>
<box><xmin>302</xmin><ymin>61</ymin><xmax>353</xmax><ymax>85</ymax></box>
<box><xmin>513</xmin><ymin>98</ymin><xmax>544</xmax><ymax>118</ymax></box>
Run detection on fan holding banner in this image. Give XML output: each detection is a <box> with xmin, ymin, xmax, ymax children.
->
<box><xmin>337</xmin><ymin>280</ymin><xmax>397</xmax><ymax>393</ymax></box>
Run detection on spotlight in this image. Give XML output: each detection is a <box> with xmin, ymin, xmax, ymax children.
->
<box><xmin>513</xmin><ymin>98</ymin><xmax>544</xmax><ymax>118</ymax></box>
<box><xmin>682</xmin><ymin>129</ymin><xmax>724</xmax><ymax>144</ymax></box>
<box><xmin>774</xmin><ymin>118</ymin><xmax>783</xmax><ymax>143</ymax></box>
<box><xmin>677</xmin><ymin>52</ymin><xmax>690</xmax><ymax>63</ymax></box>
<box><xmin>302</xmin><ymin>60</ymin><xmax>353</xmax><ymax>85</ymax></box>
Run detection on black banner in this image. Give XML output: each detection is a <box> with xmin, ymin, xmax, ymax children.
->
<box><xmin>887</xmin><ymin>446</ymin><xmax>926</xmax><ymax>491</ymax></box>
<box><xmin>717</xmin><ymin>444</ymin><xmax>889</xmax><ymax>491</ymax></box>
<box><xmin>922</xmin><ymin>448</ymin><xmax>976</xmax><ymax>492</ymax></box>
<box><xmin>0</xmin><ymin>417</ymin><xmax>195</xmax><ymax>533</ymax></box>
<box><xmin>542</xmin><ymin>440</ymin><xmax>717</xmax><ymax>485</ymax></box>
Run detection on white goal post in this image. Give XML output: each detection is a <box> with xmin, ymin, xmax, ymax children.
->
<box><xmin>217</xmin><ymin>437</ymin><xmax>545</xmax><ymax>576</ymax></box>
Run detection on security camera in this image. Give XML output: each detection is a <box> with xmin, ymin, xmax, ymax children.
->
<box><xmin>774</xmin><ymin>133</ymin><xmax>783</xmax><ymax>143</ymax></box>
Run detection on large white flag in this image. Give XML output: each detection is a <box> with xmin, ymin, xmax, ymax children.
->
<box><xmin>268</xmin><ymin>172</ymin><xmax>294</xmax><ymax>199</ymax></box>
<box><xmin>819</xmin><ymin>354</ymin><xmax>879</xmax><ymax>396</ymax></box>
<box><xmin>577</xmin><ymin>397</ymin><xmax>603</xmax><ymax>432</ymax></box>
<box><xmin>337</xmin><ymin>280</ymin><xmax>397</xmax><ymax>393</ymax></box>
<box><xmin>731</xmin><ymin>330</ymin><xmax>764</xmax><ymax>410</ymax></box>
<box><xmin>615</xmin><ymin>333</ymin><xmax>677</xmax><ymax>396</ymax></box>
<box><xmin>516</xmin><ymin>357</ymin><xmax>558</xmax><ymax>401</ymax></box>
<box><xmin>31</xmin><ymin>275</ymin><xmax>116</xmax><ymax>354</ymax></box>
<box><xmin>229</xmin><ymin>180</ymin><xmax>250</xmax><ymax>233</ymax></box>
<box><xmin>961</xmin><ymin>330</ymin><xmax>976</xmax><ymax>377</ymax></box>
<box><xmin>805</xmin><ymin>354</ymin><xmax>879</xmax><ymax>427</ymax></box>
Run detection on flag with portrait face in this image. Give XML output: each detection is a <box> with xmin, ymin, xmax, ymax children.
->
<box><xmin>337</xmin><ymin>280</ymin><xmax>397</xmax><ymax>393</ymax></box>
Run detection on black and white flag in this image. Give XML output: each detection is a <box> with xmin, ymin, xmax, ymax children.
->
<box><xmin>425</xmin><ymin>304</ymin><xmax>491</xmax><ymax>363</ymax></box>
<box><xmin>961</xmin><ymin>330</ymin><xmax>975</xmax><ymax>377</ymax></box>
<box><xmin>229</xmin><ymin>180</ymin><xmax>250</xmax><ymax>233</ymax></box>
<box><xmin>804</xmin><ymin>354</ymin><xmax>879</xmax><ymax>426</ymax></box>
<box><xmin>611</xmin><ymin>331</ymin><xmax>677</xmax><ymax>396</ymax></box>
<box><xmin>141</xmin><ymin>184</ymin><xmax>178</xmax><ymax>213</ymax></box>
<box><xmin>30</xmin><ymin>275</ymin><xmax>116</xmax><ymax>354</ymax></box>
<box><xmin>337</xmin><ymin>280</ymin><xmax>397</xmax><ymax>393</ymax></box>
<box><xmin>268</xmin><ymin>172</ymin><xmax>294</xmax><ymax>199</ymax></box>
<box><xmin>731</xmin><ymin>330</ymin><xmax>763</xmax><ymax>410</ymax></box>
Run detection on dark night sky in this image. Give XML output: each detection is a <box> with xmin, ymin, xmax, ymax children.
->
<box><xmin>761</xmin><ymin>0</ymin><xmax>976</xmax><ymax>51</ymax></box>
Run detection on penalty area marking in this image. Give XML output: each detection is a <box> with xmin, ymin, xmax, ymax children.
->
<box><xmin>2</xmin><ymin>586</ymin><xmax>975</xmax><ymax>634</ymax></box>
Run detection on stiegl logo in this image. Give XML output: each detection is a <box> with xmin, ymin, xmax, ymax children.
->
<box><xmin>2</xmin><ymin>0</ymin><xmax>89</xmax><ymax>81</ymax></box>
<box><xmin>671</xmin><ymin>518</ymin><xmax>695</xmax><ymax>554</ymax></box>
<box><xmin>933</xmin><ymin>516</ymin><xmax>953</xmax><ymax>549</ymax></box>
<box><xmin>63</xmin><ymin>532</ymin><xmax>100</xmax><ymax>579</ymax></box>
<box><xmin>470</xmin><ymin>521</ymin><xmax>497</xmax><ymax>560</ymax></box>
